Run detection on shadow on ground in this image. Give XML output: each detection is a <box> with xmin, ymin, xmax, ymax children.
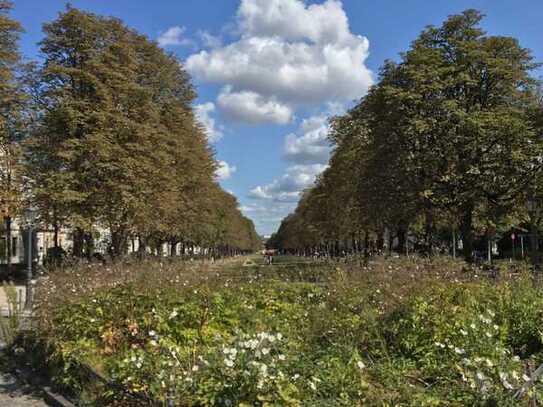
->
<box><xmin>0</xmin><ymin>367</ymin><xmax>48</xmax><ymax>406</ymax></box>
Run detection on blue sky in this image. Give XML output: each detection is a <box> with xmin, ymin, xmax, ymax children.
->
<box><xmin>13</xmin><ymin>0</ymin><xmax>543</xmax><ymax>236</ymax></box>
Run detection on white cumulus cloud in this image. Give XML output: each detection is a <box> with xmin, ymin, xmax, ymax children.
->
<box><xmin>216</xmin><ymin>160</ymin><xmax>237</xmax><ymax>181</ymax></box>
<box><xmin>248</xmin><ymin>163</ymin><xmax>327</xmax><ymax>202</ymax></box>
<box><xmin>218</xmin><ymin>87</ymin><xmax>293</xmax><ymax>124</ymax></box>
<box><xmin>185</xmin><ymin>0</ymin><xmax>372</xmax><ymax>124</ymax></box>
<box><xmin>195</xmin><ymin>102</ymin><xmax>223</xmax><ymax>143</ymax></box>
<box><xmin>198</xmin><ymin>30</ymin><xmax>223</xmax><ymax>49</ymax></box>
<box><xmin>284</xmin><ymin>115</ymin><xmax>331</xmax><ymax>164</ymax></box>
<box><xmin>157</xmin><ymin>26</ymin><xmax>192</xmax><ymax>47</ymax></box>
<box><xmin>238</xmin><ymin>0</ymin><xmax>351</xmax><ymax>44</ymax></box>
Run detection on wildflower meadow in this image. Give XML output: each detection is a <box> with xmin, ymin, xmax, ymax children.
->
<box><xmin>8</xmin><ymin>256</ymin><xmax>543</xmax><ymax>405</ymax></box>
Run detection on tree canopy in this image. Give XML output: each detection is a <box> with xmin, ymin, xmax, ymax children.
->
<box><xmin>270</xmin><ymin>10</ymin><xmax>543</xmax><ymax>261</ymax></box>
<box><xmin>5</xmin><ymin>6</ymin><xmax>260</xmax><ymax>258</ymax></box>
<box><xmin>0</xmin><ymin>1</ymin><xmax>25</xmax><ymax>268</ymax></box>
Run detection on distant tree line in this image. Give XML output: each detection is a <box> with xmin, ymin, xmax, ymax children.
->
<box><xmin>0</xmin><ymin>3</ymin><xmax>260</xmax><ymax>260</ymax></box>
<box><xmin>269</xmin><ymin>10</ymin><xmax>543</xmax><ymax>262</ymax></box>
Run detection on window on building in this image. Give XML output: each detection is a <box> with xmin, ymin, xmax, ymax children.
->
<box><xmin>12</xmin><ymin>237</ymin><xmax>17</xmax><ymax>258</ymax></box>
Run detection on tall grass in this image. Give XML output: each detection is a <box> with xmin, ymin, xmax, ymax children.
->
<box><xmin>0</xmin><ymin>281</ymin><xmax>24</xmax><ymax>346</ymax></box>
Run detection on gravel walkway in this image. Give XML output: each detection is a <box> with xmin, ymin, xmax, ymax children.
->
<box><xmin>0</xmin><ymin>372</ymin><xmax>48</xmax><ymax>406</ymax></box>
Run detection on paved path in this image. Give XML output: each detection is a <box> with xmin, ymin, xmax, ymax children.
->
<box><xmin>0</xmin><ymin>372</ymin><xmax>48</xmax><ymax>406</ymax></box>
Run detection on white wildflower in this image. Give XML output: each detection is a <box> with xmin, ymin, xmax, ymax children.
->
<box><xmin>223</xmin><ymin>347</ymin><xmax>237</xmax><ymax>357</ymax></box>
<box><xmin>500</xmin><ymin>373</ymin><xmax>514</xmax><ymax>390</ymax></box>
<box><xmin>479</xmin><ymin>315</ymin><xmax>491</xmax><ymax>324</ymax></box>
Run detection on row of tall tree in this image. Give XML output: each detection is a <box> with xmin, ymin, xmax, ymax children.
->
<box><xmin>269</xmin><ymin>10</ymin><xmax>543</xmax><ymax>261</ymax></box>
<box><xmin>0</xmin><ymin>3</ymin><xmax>260</xmax><ymax>261</ymax></box>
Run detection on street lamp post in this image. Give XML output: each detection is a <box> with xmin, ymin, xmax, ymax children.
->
<box><xmin>1</xmin><ymin>202</ymin><xmax>12</xmax><ymax>273</ymax></box>
<box><xmin>24</xmin><ymin>208</ymin><xmax>37</xmax><ymax>309</ymax></box>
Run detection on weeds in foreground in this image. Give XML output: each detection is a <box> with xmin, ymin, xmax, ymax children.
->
<box><xmin>0</xmin><ymin>282</ymin><xmax>24</xmax><ymax>347</ymax></box>
<box><xmin>12</xmin><ymin>256</ymin><xmax>543</xmax><ymax>405</ymax></box>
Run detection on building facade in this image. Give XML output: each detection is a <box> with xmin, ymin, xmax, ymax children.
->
<box><xmin>0</xmin><ymin>217</ymin><xmax>73</xmax><ymax>267</ymax></box>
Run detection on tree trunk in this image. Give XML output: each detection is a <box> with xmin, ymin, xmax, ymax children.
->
<box><xmin>170</xmin><ymin>240</ymin><xmax>178</xmax><ymax>256</ymax></box>
<box><xmin>72</xmin><ymin>227</ymin><xmax>85</xmax><ymax>258</ymax></box>
<box><xmin>53</xmin><ymin>222</ymin><xmax>59</xmax><ymax>248</ymax></box>
<box><xmin>424</xmin><ymin>212</ymin><xmax>434</xmax><ymax>256</ymax></box>
<box><xmin>452</xmin><ymin>228</ymin><xmax>457</xmax><ymax>259</ymax></box>
<box><xmin>530</xmin><ymin>221</ymin><xmax>539</xmax><ymax>266</ymax></box>
<box><xmin>387</xmin><ymin>230</ymin><xmax>393</xmax><ymax>256</ymax></box>
<box><xmin>460</xmin><ymin>202</ymin><xmax>475</xmax><ymax>262</ymax></box>
<box><xmin>397</xmin><ymin>227</ymin><xmax>407</xmax><ymax>256</ymax></box>
<box><xmin>138</xmin><ymin>236</ymin><xmax>147</xmax><ymax>256</ymax></box>
<box><xmin>376</xmin><ymin>231</ymin><xmax>384</xmax><ymax>254</ymax></box>
<box><xmin>487</xmin><ymin>232</ymin><xmax>493</xmax><ymax>264</ymax></box>
<box><xmin>110</xmin><ymin>226</ymin><xmax>128</xmax><ymax>258</ymax></box>
<box><xmin>84</xmin><ymin>232</ymin><xmax>94</xmax><ymax>260</ymax></box>
<box><xmin>5</xmin><ymin>216</ymin><xmax>12</xmax><ymax>274</ymax></box>
<box><xmin>363</xmin><ymin>230</ymin><xmax>370</xmax><ymax>263</ymax></box>
<box><xmin>156</xmin><ymin>240</ymin><xmax>163</xmax><ymax>257</ymax></box>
